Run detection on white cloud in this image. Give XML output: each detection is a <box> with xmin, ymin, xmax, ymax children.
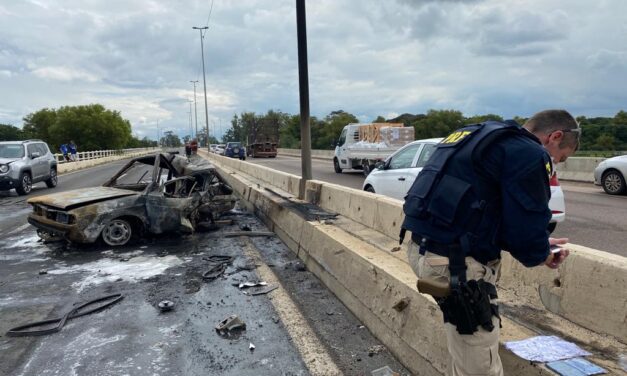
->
<box><xmin>32</xmin><ymin>66</ymin><xmax>99</xmax><ymax>82</ymax></box>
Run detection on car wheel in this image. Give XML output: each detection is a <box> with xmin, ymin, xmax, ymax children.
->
<box><xmin>364</xmin><ymin>185</ymin><xmax>375</xmax><ymax>193</ymax></box>
<box><xmin>362</xmin><ymin>162</ymin><xmax>372</xmax><ymax>177</ymax></box>
<box><xmin>602</xmin><ymin>169</ymin><xmax>626</xmax><ymax>195</ymax></box>
<box><xmin>101</xmin><ymin>218</ymin><xmax>133</xmax><ymax>246</ymax></box>
<box><xmin>45</xmin><ymin>168</ymin><xmax>58</xmax><ymax>188</ymax></box>
<box><xmin>333</xmin><ymin>158</ymin><xmax>342</xmax><ymax>174</ymax></box>
<box><xmin>15</xmin><ymin>172</ymin><xmax>32</xmax><ymax>196</ymax></box>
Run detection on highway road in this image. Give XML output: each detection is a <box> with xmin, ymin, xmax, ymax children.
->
<box><xmin>0</xmin><ymin>157</ymin><xmax>407</xmax><ymax>376</ymax></box>
<box><xmin>246</xmin><ymin>155</ymin><xmax>627</xmax><ymax>258</ymax></box>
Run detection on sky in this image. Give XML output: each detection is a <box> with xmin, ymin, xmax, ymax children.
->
<box><xmin>1</xmin><ymin>0</ymin><xmax>626</xmax><ymax>141</ymax></box>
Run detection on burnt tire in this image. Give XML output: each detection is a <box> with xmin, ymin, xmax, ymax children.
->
<box><xmin>333</xmin><ymin>158</ymin><xmax>342</xmax><ymax>174</ymax></box>
<box><xmin>45</xmin><ymin>168</ymin><xmax>58</xmax><ymax>188</ymax></box>
<box><xmin>15</xmin><ymin>172</ymin><xmax>32</xmax><ymax>196</ymax></box>
<box><xmin>101</xmin><ymin>218</ymin><xmax>133</xmax><ymax>246</ymax></box>
<box><xmin>602</xmin><ymin>169</ymin><xmax>626</xmax><ymax>195</ymax></box>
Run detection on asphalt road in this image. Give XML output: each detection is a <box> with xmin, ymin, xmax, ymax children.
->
<box><xmin>246</xmin><ymin>155</ymin><xmax>627</xmax><ymax>257</ymax></box>
<box><xmin>0</xmin><ymin>158</ymin><xmax>409</xmax><ymax>376</ymax></box>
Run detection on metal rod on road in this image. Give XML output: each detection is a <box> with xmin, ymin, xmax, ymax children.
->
<box><xmin>296</xmin><ymin>0</ymin><xmax>312</xmax><ymax>198</ymax></box>
<box><xmin>190</xmin><ymin>80</ymin><xmax>199</xmax><ymax>140</ymax></box>
<box><xmin>193</xmin><ymin>26</ymin><xmax>210</xmax><ymax>151</ymax></box>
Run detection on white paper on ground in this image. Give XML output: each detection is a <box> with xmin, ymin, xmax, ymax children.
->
<box><xmin>504</xmin><ymin>335</ymin><xmax>591</xmax><ymax>363</ymax></box>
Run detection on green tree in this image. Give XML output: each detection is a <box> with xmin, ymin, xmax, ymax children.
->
<box><xmin>412</xmin><ymin>109</ymin><xmax>464</xmax><ymax>139</ymax></box>
<box><xmin>372</xmin><ymin>115</ymin><xmax>386</xmax><ymax>122</ymax></box>
<box><xmin>314</xmin><ymin>110</ymin><xmax>358</xmax><ymax>150</ymax></box>
<box><xmin>22</xmin><ymin>108</ymin><xmax>56</xmax><ymax>140</ymax></box>
<box><xmin>0</xmin><ymin>124</ymin><xmax>25</xmax><ymax>141</ymax></box>
<box><xmin>464</xmin><ymin>114</ymin><xmax>503</xmax><ymax>125</ymax></box>
<box><xmin>594</xmin><ymin>134</ymin><xmax>617</xmax><ymax>150</ymax></box>
<box><xmin>614</xmin><ymin>110</ymin><xmax>627</xmax><ymax>126</ymax></box>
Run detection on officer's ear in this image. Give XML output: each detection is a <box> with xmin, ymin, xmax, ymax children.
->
<box><xmin>547</xmin><ymin>130</ymin><xmax>564</xmax><ymax>145</ymax></box>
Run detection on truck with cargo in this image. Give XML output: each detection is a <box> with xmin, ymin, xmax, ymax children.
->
<box><xmin>247</xmin><ymin>120</ymin><xmax>279</xmax><ymax>158</ymax></box>
<box><xmin>333</xmin><ymin>123</ymin><xmax>414</xmax><ymax>176</ymax></box>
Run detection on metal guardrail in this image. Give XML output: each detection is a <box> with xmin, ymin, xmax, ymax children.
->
<box><xmin>54</xmin><ymin>147</ymin><xmax>160</xmax><ymax>163</ymax></box>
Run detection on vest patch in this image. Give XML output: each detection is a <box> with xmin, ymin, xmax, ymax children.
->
<box><xmin>441</xmin><ymin>130</ymin><xmax>473</xmax><ymax>145</ymax></box>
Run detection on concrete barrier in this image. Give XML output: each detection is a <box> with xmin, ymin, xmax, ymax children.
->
<box><xmin>278</xmin><ymin>148</ymin><xmax>612</xmax><ymax>183</ymax></box>
<box><xmin>200</xmin><ymin>150</ymin><xmax>627</xmax><ymax>374</ymax></box>
<box><xmin>57</xmin><ymin>149</ymin><xmax>159</xmax><ymax>175</ymax></box>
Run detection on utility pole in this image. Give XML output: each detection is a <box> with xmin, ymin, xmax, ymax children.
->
<box><xmin>190</xmin><ymin>80</ymin><xmax>199</xmax><ymax>139</ymax></box>
<box><xmin>188</xmin><ymin>100</ymin><xmax>194</xmax><ymax>141</ymax></box>
<box><xmin>296</xmin><ymin>0</ymin><xmax>312</xmax><ymax>197</ymax></box>
<box><xmin>193</xmin><ymin>26</ymin><xmax>210</xmax><ymax>151</ymax></box>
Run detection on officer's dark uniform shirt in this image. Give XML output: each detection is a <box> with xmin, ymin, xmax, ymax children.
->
<box><xmin>404</xmin><ymin>122</ymin><xmax>552</xmax><ymax>268</ymax></box>
<box><xmin>479</xmin><ymin>131</ymin><xmax>552</xmax><ymax>267</ymax></box>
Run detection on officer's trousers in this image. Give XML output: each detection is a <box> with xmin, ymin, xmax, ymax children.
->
<box><xmin>408</xmin><ymin>241</ymin><xmax>503</xmax><ymax>376</ymax></box>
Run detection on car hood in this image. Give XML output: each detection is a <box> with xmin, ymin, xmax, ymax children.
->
<box><xmin>27</xmin><ymin>187</ymin><xmax>140</xmax><ymax>210</ymax></box>
<box><xmin>0</xmin><ymin>157</ymin><xmax>19</xmax><ymax>164</ymax></box>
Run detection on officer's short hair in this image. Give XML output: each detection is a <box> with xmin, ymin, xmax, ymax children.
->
<box><xmin>524</xmin><ymin>109</ymin><xmax>580</xmax><ymax>149</ymax></box>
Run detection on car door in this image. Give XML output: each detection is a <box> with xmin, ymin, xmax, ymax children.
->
<box><xmin>26</xmin><ymin>144</ymin><xmax>45</xmax><ymax>180</ymax></box>
<box><xmin>378</xmin><ymin>143</ymin><xmax>423</xmax><ymax>200</ymax></box>
<box><xmin>402</xmin><ymin>142</ymin><xmax>437</xmax><ymax>196</ymax></box>
<box><xmin>335</xmin><ymin>128</ymin><xmax>349</xmax><ymax>168</ymax></box>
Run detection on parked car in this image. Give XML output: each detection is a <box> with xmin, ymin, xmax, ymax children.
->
<box><xmin>363</xmin><ymin>138</ymin><xmax>566</xmax><ymax>231</ymax></box>
<box><xmin>594</xmin><ymin>155</ymin><xmax>627</xmax><ymax>195</ymax></box>
<box><xmin>215</xmin><ymin>144</ymin><xmax>226</xmax><ymax>155</ymax></box>
<box><xmin>0</xmin><ymin>140</ymin><xmax>58</xmax><ymax>195</ymax></box>
<box><xmin>224</xmin><ymin>142</ymin><xmax>246</xmax><ymax>160</ymax></box>
<box><xmin>27</xmin><ymin>153</ymin><xmax>236</xmax><ymax>246</ymax></box>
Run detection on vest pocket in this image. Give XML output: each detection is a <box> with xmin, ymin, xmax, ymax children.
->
<box><xmin>427</xmin><ymin>174</ymin><xmax>471</xmax><ymax>225</ymax></box>
<box><xmin>403</xmin><ymin>169</ymin><xmax>438</xmax><ymax>218</ymax></box>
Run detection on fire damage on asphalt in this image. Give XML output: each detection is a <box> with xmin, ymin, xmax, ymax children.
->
<box><xmin>0</xmin><ymin>153</ymin><xmax>409</xmax><ymax>376</ymax></box>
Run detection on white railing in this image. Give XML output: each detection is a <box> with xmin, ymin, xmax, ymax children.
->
<box><xmin>54</xmin><ymin>147</ymin><xmax>160</xmax><ymax>163</ymax></box>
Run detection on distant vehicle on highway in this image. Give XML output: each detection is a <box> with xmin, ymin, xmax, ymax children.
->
<box><xmin>363</xmin><ymin>138</ymin><xmax>565</xmax><ymax>231</ymax></box>
<box><xmin>215</xmin><ymin>144</ymin><xmax>226</xmax><ymax>155</ymax></box>
<box><xmin>594</xmin><ymin>155</ymin><xmax>627</xmax><ymax>195</ymax></box>
<box><xmin>209</xmin><ymin>144</ymin><xmax>218</xmax><ymax>153</ymax></box>
<box><xmin>334</xmin><ymin>123</ymin><xmax>414</xmax><ymax>176</ymax></box>
<box><xmin>224</xmin><ymin>142</ymin><xmax>246</xmax><ymax>160</ymax></box>
<box><xmin>247</xmin><ymin>120</ymin><xmax>278</xmax><ymax>158</ymax></box>
<box><xmin>27</xmin><ymin>153</ymin><xmax>235</xmax><ymax>246</ymax></box>
<box><xmin>0</xmin><ymin>140</ymin><xmax>58</xmax><ymax>195</ymax></box>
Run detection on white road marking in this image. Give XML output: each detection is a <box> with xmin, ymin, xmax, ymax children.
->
<box><xmin>6</xmin><ymin>223</ymin><xmax>31</xmax><ymax>236</ymax></box>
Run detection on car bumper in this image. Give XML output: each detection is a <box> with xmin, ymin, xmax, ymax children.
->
<box><xmin>28</xmin><ymin>214</ymin><xmax>96</xmax><ymax>243</ymax></box>
<box><xmin>0</xmin><ymin>175</ymin><xmax>20</xmax><ymax>190</ymax></box>
<box><xmin>593</xmin><ymin>167</ymin><xmax>603</xmax><ymax>186</ymax></box>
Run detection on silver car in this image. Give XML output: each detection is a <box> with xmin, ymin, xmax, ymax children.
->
<box><xmin>594</xmin><ymin>155</ymin><xmax>627</xmax><ymax>195</ymax></box>
<box><xmin>0</xmin><ymin>140</ymin><xmax>58</xmax><ymax>195</ymax></box>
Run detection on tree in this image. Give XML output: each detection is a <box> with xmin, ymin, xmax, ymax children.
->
<box><xmin>464</xmin><ymin>114</ymin><xmax>503</xmax><ymax>125</ymax></box>
<box><xmin>372</xmin><ymin>115</ymin><xmax>386</xmax><ymax>122</ymax></box>
<box><xmin>614</xmin><ymin>110</ymin><xmax>627</xmax><ymax>126</ymax></box>
<box><xmin>314</xmin><ymin>110</ymin><xmax>358</xmax><ymax>150</ymax></box>
<box><xmin>594</xmin><ymin>134</ymin><xmax>617</xmax><ymax>150</ymax></box>
<box><xmin>22</xmin><ymin>108</ymin><xmax>56</xmax><ymax>141</ymax></box>
<box><xmin>412</xmin><ymin>109</ymin><xmax>464</xmax><ymax>139</ymax></box>
<box><xmin>0</xmin><ymin>124</ymin><xmax>25</xmax><ymax>141</ymax></box>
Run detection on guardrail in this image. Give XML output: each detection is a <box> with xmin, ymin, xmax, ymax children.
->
<box><xmin>54</xmin><ymin>148</ymin><xmax>159</xmax><ymax>163</ymax></box>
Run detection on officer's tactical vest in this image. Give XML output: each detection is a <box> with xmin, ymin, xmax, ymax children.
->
<box><xmin>402</xmin><ymin>121</ymin><xmax>538</xmax><ymax>249</ymax></box>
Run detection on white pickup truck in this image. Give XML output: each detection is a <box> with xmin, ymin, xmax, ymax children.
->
<box><xmin>333</xmin><ymin>123</ymin><xmax>414</xmax><ymax>176</ymax></box>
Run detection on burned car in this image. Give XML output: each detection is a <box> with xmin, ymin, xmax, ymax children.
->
<box><xmin>27</xmin><ymin>153</ymin><xmax>236</xmax><ymax>246</ymax></box>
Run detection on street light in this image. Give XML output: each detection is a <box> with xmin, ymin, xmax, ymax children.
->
<box><xmin>190</xmin><ymin>80</ymin><xmax>199</xmax><ymax>139</ymax></box>
<box><xmin>192</xmin><ymin>26</ymin><xmax>210</xmax><ymax>151</ymax></box>
<box><xmin>296</xmin><ymin>0</ymin><xmax>312</xmax><ymax>196</ymax></box>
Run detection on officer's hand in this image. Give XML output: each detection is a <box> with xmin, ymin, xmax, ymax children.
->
<box><xmin>545</xmin><ymin>238</ymin><xmax>570</xmax><ymax>269</ymax></box>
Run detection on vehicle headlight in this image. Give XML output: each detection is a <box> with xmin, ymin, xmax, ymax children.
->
<box><xmin>0</xmin><ymin>165</ymin><xmax>8</xmax><ymax>173</ymax></box>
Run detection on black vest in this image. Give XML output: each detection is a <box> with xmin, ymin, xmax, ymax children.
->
<box><xmin>402</xmin><ymin>121</ymin><xmax>538</xmax><ymax>254</ymax></box>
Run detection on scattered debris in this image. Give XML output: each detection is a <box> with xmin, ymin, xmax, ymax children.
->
<box><xmin>245</xmin><ymin>284</ymin><xmax>279</xmax><ymax>296</ymax></box>
<box><xmin>371</xmin><ymin>365</ymin><xmax>399</xmax><ymax>376</ymax></box>
<box><xmin>38</xmin><ymin>269</ymin><xmax>47</xmax><ymax>275</ymax></box>
<box><xmin>323</xmin><ymin>219</ymin><xmax>334</xmax><ymax>225</ymax></box>
<box><xmin>368</xmin><ymin>345</ymin><xmax>386</xmax><ymax>357</ymax></box>
<box><xmin>6</xmin><ymin>294</ymin><xmax>124</xmax><ymax>337</ymax></box>
<box><xmin>233</xmin><ymin>257</ymin><xmax>257</xmax><ymax>271</ymax></box>
<box><xmin>390</xmin><ymin>246</ymin><xmax>401</xmax><ymax>253</ymax></box>
<box><xmin>249</xmin><ymin>342</ymin><xmax>256</xmax><ymax>351</ymax></box>
<box><xmin>239</xmin><ymin>281</ymin><xmax>267</xmax><ymax>289</ymax></box>
<box><xmin>240</xmin><ymin>224</ymin><xmax>252</xmax><ymax>231</ymax></box>
<box><xmin>326</xmin><ymin>311</ymin><xmax>334</xmax><ymax>316</ymax></box>
<box><xmin>120</xmin><ymin>258</ymin><xmax>130</xmax><ymax>262</ymax></box>
<box><xmin>215</xmin><ymin>219</ymin><xmax>234</xmax><ymax>226</ymax></box>
<box><xmin>158</xmin><ymin>300</ymin><xmax>175</xmax><ymax>312</ymax></box>
<box><xmin>202</xmin><ymin>255</ymin><xmax>234</xmax><ymax>280</ymax></box>
<box><xmin>216</xmin><ymin>315</ymin><xmax>247</xmax><ymax>336</ymax></box>
<box><xmin>291</xmin><ymin>261</ymin><xmax>307</xmax><ymax>272</ymax></box>
<box><xmin>392</xmin><ymin>297</ymin><xmax>410</xmax><ymax>312</ymax></box>
<box><xmin>272</xmin><ymin>316</ymin><xmax>280</xmax><ymax>324</ymax></box>
<box><xmin>358</xmin><ymin>325</ymin><xmax>365</xmax><ymax>329</ymax></box>
<box><xmin>215</xmin><ymin>231</ymin><xmax>275</xmax><ymax>238</ymax></box>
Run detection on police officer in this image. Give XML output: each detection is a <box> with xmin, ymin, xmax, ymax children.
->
<box><xmin>402</xmin><ymin>109</ymin><xmax>580</xmax><ymax>376</ymax></box>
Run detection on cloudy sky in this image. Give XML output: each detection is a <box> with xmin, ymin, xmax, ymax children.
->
<box><xmin>1</xmin><ymin>0</ymin><xmax>626</xmax><ymax>140</ymax></box>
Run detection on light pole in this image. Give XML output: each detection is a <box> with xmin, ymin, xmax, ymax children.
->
<box><xmin>188</xmin><ymin>100</ymin><xmax>194</xmax><ymax>141</ymax></box>
<box><xmin>190</xmin><ymin>80</ymin><xmax>199</xmax><ymax>139</ymax></box>
<box><xmin>193</xmin><ymin>26</ymin><xmax>210</xmax><ymax>151</ymax></box>
<box><xmin>296</xmin><ymin>0</ymin><xmax>312</xmax><ymax>196</ymax></box>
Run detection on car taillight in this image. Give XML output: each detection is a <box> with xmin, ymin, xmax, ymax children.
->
<box><xmin>550</xmin><ymin>173</ymin><xmax>560</xmax><ymax>186</ymax></box>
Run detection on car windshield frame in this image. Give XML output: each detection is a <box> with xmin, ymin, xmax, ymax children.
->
<box><xmin>0</xmin><ymin>144</ymin><xmax>25</xmax><ymax>159</ymax></box>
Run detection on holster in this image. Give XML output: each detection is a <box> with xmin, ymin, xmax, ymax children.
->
<box><xmin>438</xmin><ymin>279</ymin><xmax>500</xmax><ymax>335</ymax></box>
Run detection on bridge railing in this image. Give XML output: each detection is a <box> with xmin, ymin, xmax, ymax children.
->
<box><xmin>54</xmin><ymin>148</ymin><xmax>160</xmax><ymax>163</ymax></box>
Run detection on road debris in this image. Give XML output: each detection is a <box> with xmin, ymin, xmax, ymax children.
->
<box><xmin>392</xmin><ymin>297</ymin><xmax>410</xmax><ymax>312</ymax></box>
<box><xmin>216</xmin><ymin>315</ymin><xmax>247</xmax><ymax>336</ymax></box>
<box><xmin>6</xmin><ymin>294</ymin><xmax>124</xmax><ymax>337</ymax></box>
<box><xmin>157</xmin><ymin>300</ymin><xmax>174</xmax><ymax>312</ymax></box>
<box><xmin>245</xmin><ymin>284</ymin><xmax>279</xmax><ymax>296</ymax></box>
<box><xmin>214</xmin><ymin>231</ymin><xmax>275</xmax><ymax>238</ymax></box>
<box><xmin>240</xmin><ymin>224</ymin><xmax>252</xmax><ymax>231</ymax></box>
<box><xmin>38</xmin><ymin>269</ymin><xmax>47</xmax><ymax>275</ymax></box>
<box><xmin>239</xmin><ymin>281</ymin><xmax>267</xmax><ymax>289</ymax></box>
<box><xmin>371</xmin><ymin>365</ymin><xmax>399</xmax><ymax>376</ymax></box>
<box><xmin>390</xmin><ymin>246</ymin><xmax>401</xmax><ymax>252</ymax></box>
<box><xmin>368</xmin><ymin>345</ymin><xmax>386</xmax><ymax>357</ymax></box>
<box><xmin>249</xmin><ymin>342</ymin><xmax>256</xmax><ymax>351</ymax></box>
<box><xmin>202</xmin><ymin>255</ymin><xmax>234</xmax><ymax>280</ymax></box>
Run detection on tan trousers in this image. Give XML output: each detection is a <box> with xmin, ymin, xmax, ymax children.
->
<box><xmin>408</xmin><ymin>241</ymin><xmax>504</xmax><ymax>376</ymax></box>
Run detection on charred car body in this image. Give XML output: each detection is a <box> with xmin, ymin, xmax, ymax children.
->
<box><xmin>27</xmin><ymin>153</ymin><xmax>236</xmax><ymax>246</ymax></box>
